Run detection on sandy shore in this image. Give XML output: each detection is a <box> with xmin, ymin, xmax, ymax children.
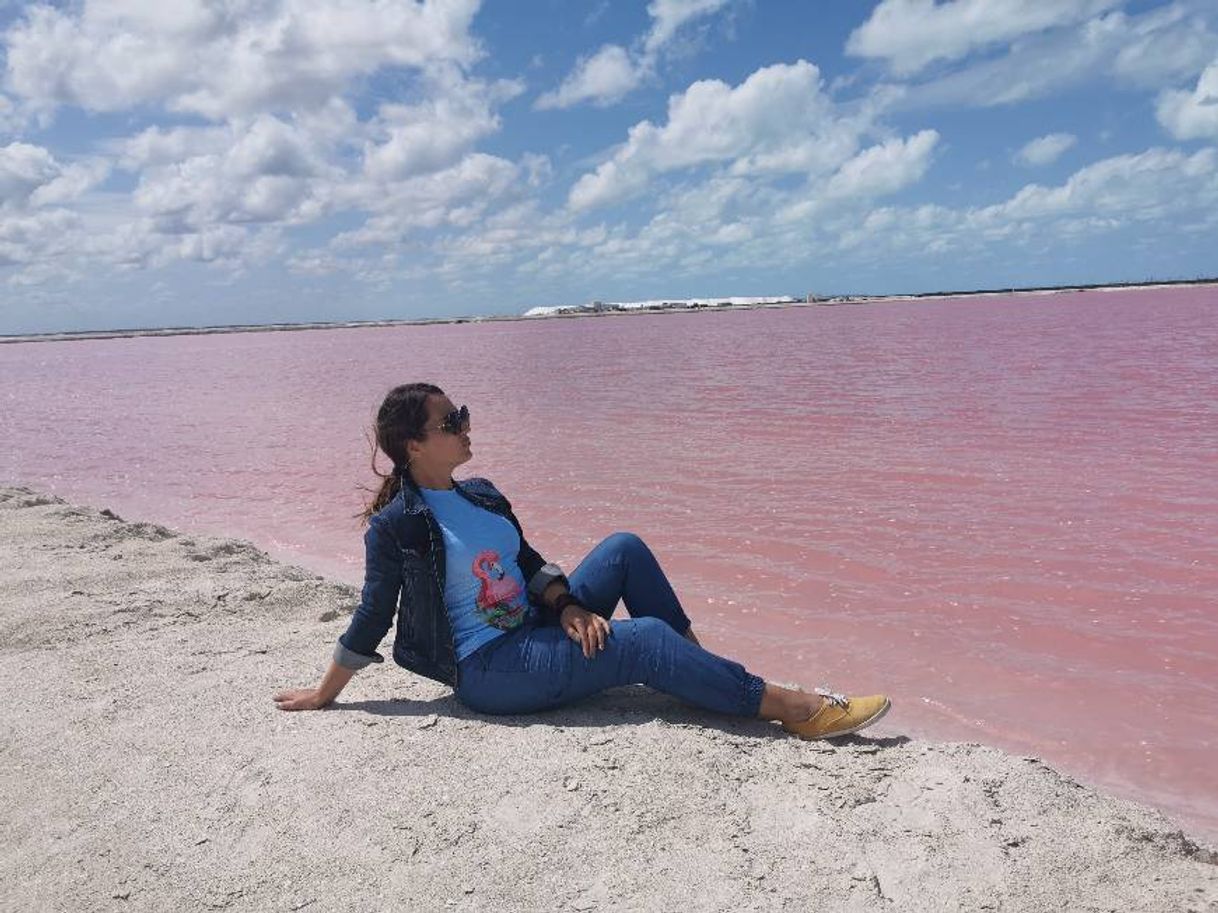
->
<box><xmin>2</xmin><ymin>484</ymin><xmax>1215</xmax><ymax>912</ymax></box>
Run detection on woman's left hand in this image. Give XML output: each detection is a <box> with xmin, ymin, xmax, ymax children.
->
<box><xmin>561</xmin><ymin>605</ymin><xmax>611</xmax><ymax>659</ymax></box>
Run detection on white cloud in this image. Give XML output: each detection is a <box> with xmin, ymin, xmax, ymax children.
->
<box><xmin>825</xmin><ymin>130</ymin><xmax>940</xmax><ymax>199</ymax></box>
<box><xmin>0</xmin><ymin>207</ymin><xmax>80</xmax><ymax>267</ymax></box>
<box><xmin>1015</xmin><ymin>132</ymin><xmax>1077</xmax><ymax>167</ymax></box>
<box><xmin>838</xmin><ymin>146</ymin><xmax>1218</xmax><ymax>258</ymax></box>
<box><xmin>1157</xmin><ymin>61</ymin><xmax>1218</xmax><ymax>140</ymax></box>
<box><xmin>1109</xmin><ymin>3</ymin><xmax>1218</xmax><ymax>87</ymax></box>
<box><xmin>0</xmin><ymin>142</ymin><xmax>59</xmax><ymax>207</ymax></box>
<box><xmin>424</xmin><ymin>200</ymin><xmax>604</xmax><ymax>278</ymax></box>
<box><xmin>0</xmin><ymin>92</ymin><xmax>20</xmax><ymax>135</ymax></box>
<box><xmin>837</xmin><ymin>146</ymin><xmax>1218</xmax><ymax>259</ymax></box>
<box><xmin>520</xmin><ymin>77</ymin><xmax>940</xmax><ymax>281</ymax></box>
<box><xmin>285</xmin><ymin>152</ymin><xmax>546</xmax><ymax>283</ymax></box>
<box><xmin>9</xmin><ymin>116</ymin><xmax>335</xmax><ymax>278</ymax></box>
<box><xmin>363</xmin><ymin>71</ymin><xmax>522</xmax><ymax>179</ymax></box>
<box><xmin>536</xmin><ymin>0</ymin><xmax>731</xmax><ymax>110</ymax></box>
<box><xmin>988</xmin><ymin>147</ymin><xmax>1218</xmax><ymax>222</ymax></box>
<box><xmin>847</xmin><ymin>0</ymin><xmax>1119</xmax><ymax>76</ymax></box>
<box><xmin>569</xmin><ymin>60</ymin><xmax>867</xmax><ymax>210</ymax></box>
<box><xmin>29</xmin><ymin>160</ymin><xmax>109</xmax><ymax>207</ymax></box>
<box><xmin>0</xmin><ymin>6</ymin><xmax>535</xmax><ymax>283</ymax></box>
<box><xmin>5</xmin><ymin>0</ymin><xmax>1213</xmax><ymax>311</ymax></box>
<box><xmin>332</xmin><ymin>152</ymin><xmax>527</xmax><ymax>248</ymax></box>
<box><xmin>535</xmin><ymin>45</ymin><xmax>643</xmax><ymax>110</ymax></box>
<box><xmin>130</xmin><ymin>116</ymin><xmax>339</xmax><ymax>231</ymax></box>
<box><xmin>115</xmin><ymin>125</ymin><xmax>232</xmax><ymax>170</ymax></box>
<box><xmin>164</xmin><ymin>224</ymin><xmax>263</xmax><ymax>266</ymax></box>
<box><xmin>642</xmin><ymin>0</ymin><xmax>732</xmax><ymax>55</ymax></box>
<box><xmin>3</xmin><ymin>0</ymin><xmax>482</xmax><ymax>120</ymax></box>
<box><xmin>0</xmin><ymin>142</ymin><xmax>110</xmax><ymax>277</ymax></box>
<box><xmin>1</xmin><ymin>141</ymin><xmax>108</xmax><ymax>209</ymax></box>
<box><xmin>524</xmin><ymin>142</ymin><xmax>1218</xmax><ymax>289</ymax></box>
<box><xmin>885</xmin><ymin>3</ymin><xmax>1218</xmax><ymax>110</ymax></box>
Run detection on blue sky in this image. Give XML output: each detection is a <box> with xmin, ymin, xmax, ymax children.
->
<box><xmin>1</xmin><ymin>0</ymin><xmax>1216</xmax><ymax>334</ymax></box>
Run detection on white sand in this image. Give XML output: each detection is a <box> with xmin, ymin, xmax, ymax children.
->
<box><xmin>2</xmin><ymin>484</ymin><xmax>1215</xmax><ymax>912</ymax></box>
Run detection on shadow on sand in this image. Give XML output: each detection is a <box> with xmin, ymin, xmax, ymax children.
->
<box><xmin>331</xmin><ymin>684</ymin><xmax>911</xmax><ymax>748</ymax></box>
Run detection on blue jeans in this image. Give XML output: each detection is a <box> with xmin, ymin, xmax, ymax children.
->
<box><xmin>456</xmin><ymin>532</ymin><xmax>767</xmax><ymax>718</ymax></box>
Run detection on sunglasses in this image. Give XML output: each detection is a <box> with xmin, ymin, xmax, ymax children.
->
<box><xmin>430</xmin><ymin>404</ymin><xmax>470</xmax><ymax>435</ymax></box>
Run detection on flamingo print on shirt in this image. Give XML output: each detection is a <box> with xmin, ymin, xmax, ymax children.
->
<box><xmin>472</xmin><ymin>549</ymin><xmax>528</xmax><ymax>629</ymax></box>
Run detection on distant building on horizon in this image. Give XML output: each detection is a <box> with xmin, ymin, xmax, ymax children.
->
<box><xmin>521</xmin><ymin>294</ymin><xmax>800</xmax><ymax>318</ymax></box>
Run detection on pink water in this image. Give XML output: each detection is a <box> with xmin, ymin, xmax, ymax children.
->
<box><xmin>3</xmin><ymin>286</ymin><xmax>1216</xmax><ymax>840</ymax></box>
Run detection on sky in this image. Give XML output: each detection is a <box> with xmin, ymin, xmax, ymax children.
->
<box><xmin>1</xmin><ymin>0</ymin><xmax>1216</xmax><ymax>334</ymax></box>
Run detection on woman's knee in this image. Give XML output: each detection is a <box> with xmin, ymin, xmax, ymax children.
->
<box><xmin>603</xmin><ymin>530</ymin><xmax>648</xmax><ymax>557</ymax></box>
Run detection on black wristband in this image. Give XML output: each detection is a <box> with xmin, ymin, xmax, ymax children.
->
<box><xmin>552</xmin><ymin>592</ymin><xmax>581</xmax><ymax>614</ymax></box>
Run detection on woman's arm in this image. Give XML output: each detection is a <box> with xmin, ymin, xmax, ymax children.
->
<box><xmin>273</xmin><ymin>661</ymin><xmax>355</xmax><ymax>711</ymax></box>
<box><xmin>332</xmin><ymin>513</ymin><xmax>405</xmax><ymax>666</ymax></box>
<box><xmin>273</xmin><ymin>513</ymin><xmax>403</xmax><ymax>711</ymax></box>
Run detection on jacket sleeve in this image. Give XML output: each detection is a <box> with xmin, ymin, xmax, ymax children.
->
<box><xmin>334</xmin><ymin>512</ymin><xmax>403</xmax><ymax>670</ymax></box>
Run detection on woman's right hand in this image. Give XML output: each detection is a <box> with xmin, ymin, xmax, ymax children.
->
<box><xmin>273</xmin><ymin>688</ymin><xmax>331</xmax><ymax>711</ymax></box>
<box><xmin>561</xmin><ymin>605</ymin><xmax>611</xmax><ymax>659</ymax></box>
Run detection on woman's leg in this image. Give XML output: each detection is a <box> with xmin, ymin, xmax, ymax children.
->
<box><xmin>566</xmin><ymin>532</ymin><xmax>694</xmax><ymax>636</ymax></box>
<box><xmin>557</xmin><ymin>617</ymin><xmax>768</xmax><ymax>715</ymax></box>
<box><xmin>460</xmin><ymin>616</ymin><xmax>767</xmax><ymax>717</ymax></box>
<box><xmin>459</xmin><ymin>532</ymin><xmax>829</xmax><ymax>722</ymax></box>
<box><xmin>544</xmin><ymin>620</ymin><xmax>826</xmax><ymax>722</ymax></box>
<box><xmin>458</xmin><ymin>618</ymin><xmax>830</xmax><ymax>723</ymax></box>
<box><xmin>558</xmin><ymin>532</ymin><xmax>818</xmax><ymax>720</ymax></box>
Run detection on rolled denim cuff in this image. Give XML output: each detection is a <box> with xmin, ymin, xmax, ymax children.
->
<box><xmin>333</xmin><ymin>641</ymin><xmax>384</xmax><ymax>671</ymax></box>
<box><xmin>526</xmin><ymin>562</ymin><xmax>568</xmax><ymax>601</ymax></box>
<box><xmin>742</xmin><ymin>672</ymin><xmax>767</xmax><ymax>718</ymax></box>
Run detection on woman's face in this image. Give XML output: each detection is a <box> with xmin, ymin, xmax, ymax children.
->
<box><xmin>407</xmin><ymin>394</ymin><xmax>472</xmax><ymax>469</ymax></box>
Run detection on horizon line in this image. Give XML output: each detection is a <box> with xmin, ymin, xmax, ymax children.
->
<box><xmin>3</xmin><ymin>276</ymin><xmax>1215</xmax><ymax>345</ymax></box>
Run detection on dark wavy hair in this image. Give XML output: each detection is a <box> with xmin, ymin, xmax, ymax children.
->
<box><xmin>355</xmin><ymin>382</ymin><xmax>444</xmax><ymax>524</ymax></box>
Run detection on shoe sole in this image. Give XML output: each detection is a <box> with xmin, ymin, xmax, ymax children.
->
<box><xmin>783</xmin><ymin>697</ymin><xmax>892</xmax><ymax>741</ymax></box>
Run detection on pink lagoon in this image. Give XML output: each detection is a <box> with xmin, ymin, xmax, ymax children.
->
<box><xmin>3</xmin><ymin>284</ymin><xmax>1216</xmax><ymax>839</ymax></box>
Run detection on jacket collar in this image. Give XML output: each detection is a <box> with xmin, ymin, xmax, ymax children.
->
<box><xmin>397</xmin><ymin>474</ymin><xmax>472</xmax><ymax>515</ymax></box>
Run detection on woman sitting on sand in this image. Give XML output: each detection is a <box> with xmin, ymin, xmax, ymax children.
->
<box><xmin>274</xmin><ymin>383</ymin><xmax>890</xmax><ymax>739</ymax></box>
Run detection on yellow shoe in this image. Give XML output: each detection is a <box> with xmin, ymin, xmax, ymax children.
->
<box><xmin>781</xmin><ymin>688</ymin><xmax>891</xmax><ymax>740</ymax></box>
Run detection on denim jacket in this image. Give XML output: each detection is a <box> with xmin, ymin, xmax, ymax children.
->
<box><xmin>333</xmin><ymin>476</ymin><xmax>568</xmax><ymax>688</ymax></box>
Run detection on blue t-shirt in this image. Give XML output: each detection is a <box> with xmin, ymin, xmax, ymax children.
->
<box><xmin>419</xmin><ymin>485</ymin><xmax>535</xmax><ymax>661</ymax></box>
